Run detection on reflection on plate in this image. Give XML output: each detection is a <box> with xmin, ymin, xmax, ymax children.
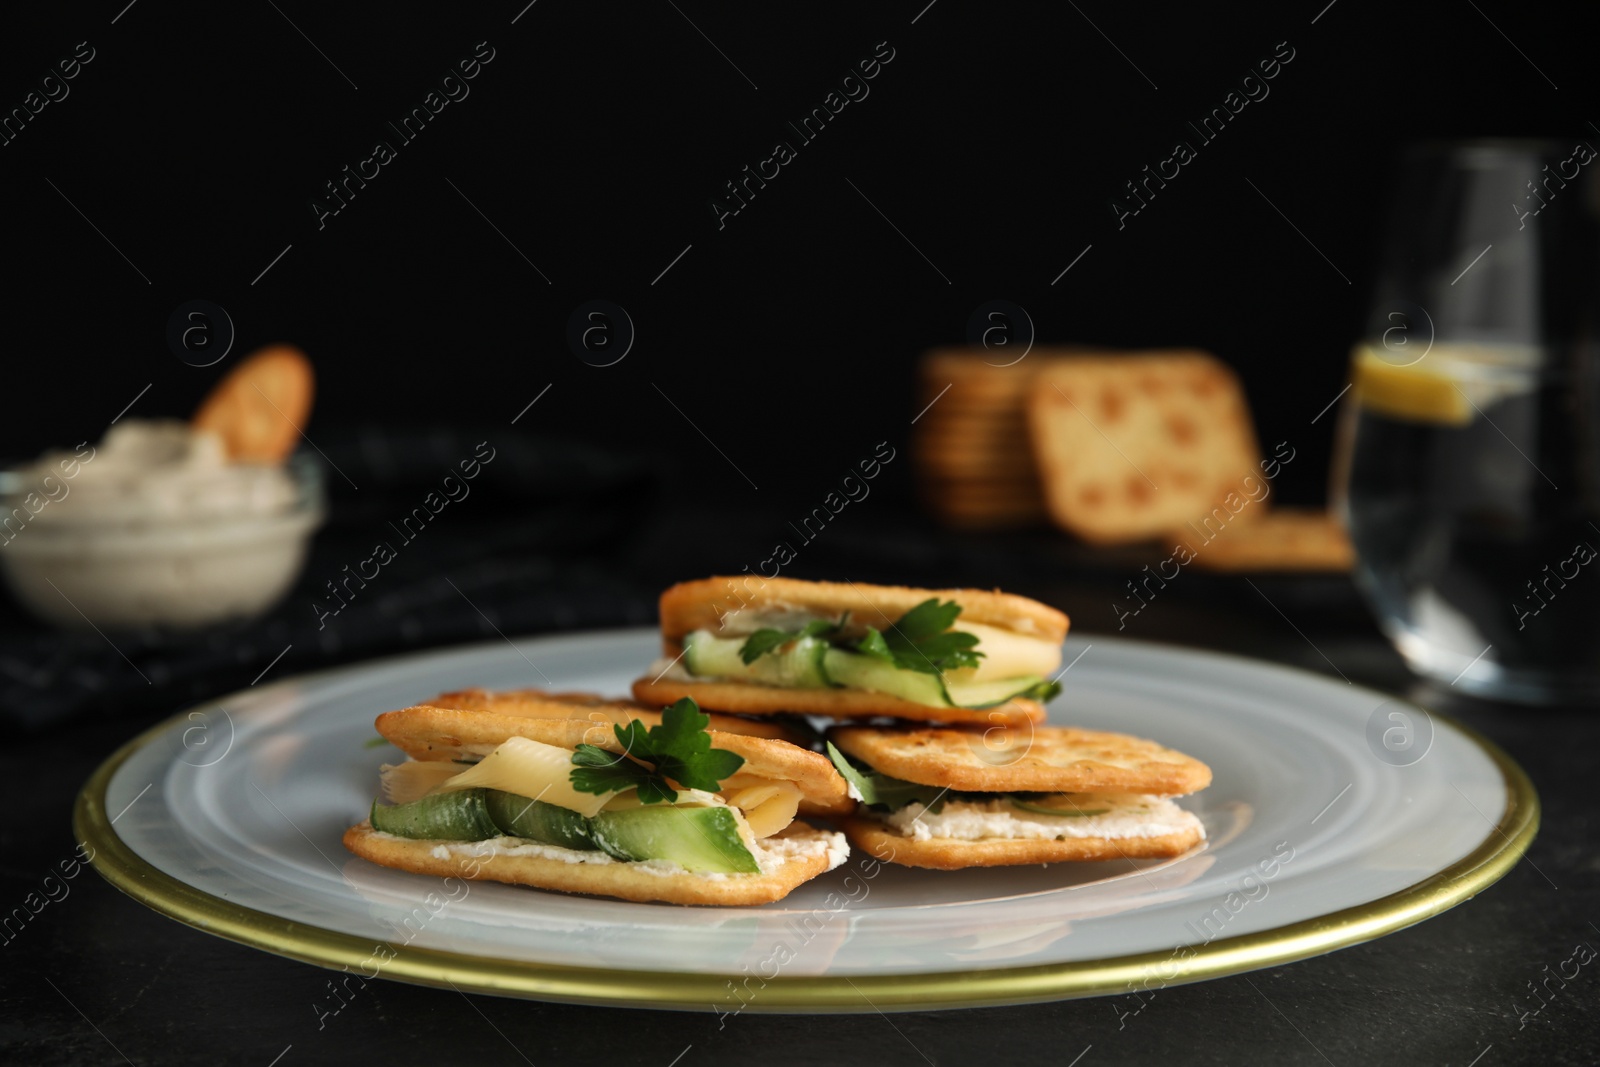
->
<box><xmin>77</xmin><ymin>630</ymin><xmax>1537</xmax><ymax>1011</ymax></box>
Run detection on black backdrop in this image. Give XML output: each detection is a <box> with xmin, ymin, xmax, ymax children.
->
<box><xmin>2</xmin><ymin>1</ymin><xmax>1593</xmax><ymax>504</ymax></box>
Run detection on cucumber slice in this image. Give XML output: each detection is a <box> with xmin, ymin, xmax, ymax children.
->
<box><xmin>945</xmin><ymin>676</ymin><xmax>1053</xmax><ymax>707</ymax></box>
<box><xmin>483</xmin><ymin>789</ymin><xmax>598</xmax><ymax>850</ymax></box>
<box><xmin>370</xmin><ymin>789</ymin><xmax>500</xmax><ymax>840</ymax></box>
<box><xmin>590</xmin><ymin>804</ymin><xmax>760</xmax><ymax>874</ymax></box>
<box><xmin>1009</xmin><ymin>797</ymin><xmax>1110</xmax><ymax>817</ymax></box>
<box><xmin>822</xmin><ymin>650</ymin><xmax>1050</xmax><ymax>709</ymax></box>
<box><xmin>683</xmin><ymin>632</ymin><xmax>828</xmax><ymax>688</ymax></box>
<box><xmin>369</xmin><ymin>786</ymin><xmax>757</xmax><ymax>872</ymax></box>
<box><xmin>821</xmin><ymin>649</ymin><xmax>947</xmax><ymax>705</ymax></box>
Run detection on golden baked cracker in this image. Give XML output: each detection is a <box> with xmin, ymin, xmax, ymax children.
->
<box><xmin>632</xmin><ymin>676</ymin><xmax>1047</xmax><ymax>729</ymax></box>
<box><xmin>830</xmin><ymin>725</ymin><xmax>1211</xmax><ymax>795</ymax></box>
<box><xmin>192</xmin><ymin>345</ymin><xmax>314</xmax><ymax>463</ymax></box>
<box><xmin>427</xmin><ymin>687</ymin><xmax>804</xmax><ymax>742</ymax></box>
<box><xmin>1026</xmin><ymin>351</ymin><xmax>1263</xmax><ymax>544</ymax></box>
<box><xmin>342</xmin><ymin>821</ymin><xmax>843</xmax><ymax>905</ymax></box>
<box><xmin>658</xmin><ymin>576</ymin><xmax>1069</xmax><ymax>646</ymax></box>
<box><xmin>841</xmin><ymin>816</ymin><xmax>1203</xmax><ymax>870</ymax></box>
<box><xmin>375</xmin><ymin>704</ymin><xmax>853</xmax><ymax>815</ymax></box>
<box><xmin>914</xmin><ymin>437</ymin><xmax>1040</xmax><ymax>478</ymax></box>
<box><xmin>914</xmin><ymin>415</ymin><xmax>1035</xmax><ymax>458</ymax></box>
<box><xmin>1175</xmin><ymin>508</ymin><xmax>1355</xmax><ymax>573</ymax></box>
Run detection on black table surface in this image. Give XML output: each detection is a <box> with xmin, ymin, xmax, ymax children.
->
<box><xmin>2</xmin><ymin>507</ymin><xmax>1595</xmax><ymax>1067</ymax></box>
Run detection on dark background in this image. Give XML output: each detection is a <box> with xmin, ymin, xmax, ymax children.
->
<box><xmin>0</xmin><ymin>0</ymin><xmax>1590</xmax><ymax>499</ymax></box>
<box><xmin>3</xmin><ymin>2</ymin><xmax>1598</xmax><ymax>1065</ymax></box>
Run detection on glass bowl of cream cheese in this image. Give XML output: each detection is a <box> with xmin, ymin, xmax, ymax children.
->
<box><xmin>0</xmin><ymin>419</ymin><xmax>324</xmax><ymax>630</ymax></box>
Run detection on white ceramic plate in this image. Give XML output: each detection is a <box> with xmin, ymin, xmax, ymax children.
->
<box><xmin>77</xmin><ymin>630</ymin><xmax>1536</xmax><ymax>1012</ymax></box>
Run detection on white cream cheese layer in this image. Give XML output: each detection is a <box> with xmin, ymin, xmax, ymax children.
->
<box><xmin>406</xmin><ymin>828</ymin><xmax>848</xmax><ymax>879</ymax></box>
<box><xmin>879</xmin><ymin>796</ymin><xmax>1203</xmax><ymax>843</ymax></box>
<box><xmin>711</xmin><ymin>604</ymin><xmax>826</xmax><ymax>636</ymax></box>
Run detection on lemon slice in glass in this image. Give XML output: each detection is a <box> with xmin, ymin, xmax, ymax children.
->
<box><xmin>1351</xmin><ymin>342</ymin><xmax>1538</xmax><ymax>426</ymax></box>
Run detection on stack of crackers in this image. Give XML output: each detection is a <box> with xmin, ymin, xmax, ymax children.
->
<box><xmin>912</xmin><ymin>348</ymin><xmax>1352</xmax><ymax>572</ymax></box>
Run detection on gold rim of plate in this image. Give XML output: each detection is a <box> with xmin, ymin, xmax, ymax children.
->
<box><xmin>74</xmin><ymin>698</ymin><xmax>1539</xmax><ymax>1012</ymax></box>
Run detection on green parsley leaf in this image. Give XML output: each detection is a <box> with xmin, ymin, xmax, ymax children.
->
<box><xmin>571</xmin><ymin>743</ymin><xmax>659</xmax><ymax>799</ymax></box>
<box><xmin>854</xmin><ymin>627</ymin><xmax>894</xmax><ymax>663</ymax></box>
<box><xmin>863</xmin><ymin>598</ymin><xmax>985</xmax><ymax>676</ymax></box>
<box><xmin>825</xmin><ymin>742</ymin><xmax>947</xmax><ymax>811</ymax></box>
<box><xmin>738</xmin><ymin>615</ymin><xmax>848</xmax><ymax>664</ymax></box>
<box><xmin>738</xmin><ymin>629</ymin><xmax>792</xmax><ymax>664</ymax></box>
<box><xmin>568</xmin><ymin>698</ymin><xmax>746</xmax><ymax>804</ymax></box>
<box><xmin>362</xmin><ymin>736</ymin><xmax>391</xmax><ymax>749</ymax></box>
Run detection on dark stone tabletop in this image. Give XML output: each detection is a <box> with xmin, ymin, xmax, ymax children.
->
<box><xmin>2</xmin><ymin>496</ymin><xmax>1593</xmax><ymax>1067</ymax></box>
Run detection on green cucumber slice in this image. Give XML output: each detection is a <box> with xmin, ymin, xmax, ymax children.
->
<box><xmin>822</xmin><ymin>649</ymin><xmax>1053</xmax><ymax>709</ymax></box>
<box><xmin>589</xmin><ymin>804</ymin><xmax>760</xmax><ymax>874</ymax></box>
<box><xmin>821</xmin><ymin>649</ymin><xmax>946</xmax><ymax>704</ymax></box>
<box><xmin>370</xmin><ymin>789</ymin><xmax>500</xmax><ymax>840</ymax></box>
<box><xmin>483</xmin><ymin>790</ymin><xmax>598</xmax><ymax>850</ymax></box>
<box><xmin>371</xmin><ymin>787</ymin><xmax>757</xmax><ymax>872</ymax></box>
<box><xmin>946</xmin><ymin>676</ymin><xmax>1056</xmax><ymax>707</ymax></box>
<box><xmin>1009</xmin><ymin>797</ymin><xmax>1110</xmax><ymax>817</ymax></box>
<box><xmin>683</xmin><ymin>632</ymin><xmax>828</xmax><ymax>688</ymax></box>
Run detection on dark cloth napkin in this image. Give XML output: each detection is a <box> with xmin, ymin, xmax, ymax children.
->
<box><xmin>0</xmin><ymin>427</ymin><xmax>661</xmax><ymax>733</ymax></box>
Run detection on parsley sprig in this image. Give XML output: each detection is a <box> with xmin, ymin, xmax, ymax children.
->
<box><xmin>569</xmin><ymin>698</ymin><xmax>745</xmax><ymax>804</ymax></box>
<box><xmin>738</xmin><ymin>600</ymin><xmax>986</xmax><ymax>678</ymax></box>
<box><xmin>738</xmin><ymin>615</ymin><xmax>846</xmax><ymax>664</ymax></box>
<box><xmin>825</xmin><ymin>742</ymin><xmax>948</xmax><ymax>812</ymax></box>
<box><xmin>855</xmin><ymin>598</ymin><xmax>984</xmax><ymax>676</ymax></box>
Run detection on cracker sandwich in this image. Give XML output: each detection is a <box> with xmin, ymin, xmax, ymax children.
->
<box><xmin>634</xmin><ymin>577</ymin><xmax>1069</xmax><ymax>725</ymax></box>
<box><xmin>827</xmin><ymin>724</ymin><xmax>1211</xmax><ymax>870</ymax></box>
<box><xmin>343</xmin><ymin>694</ymin><xmax>851</xmax><ymax>905</ymax></box>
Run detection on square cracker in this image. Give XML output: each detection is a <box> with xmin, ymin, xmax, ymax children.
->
<box><xmin>342</xmin><ymin>821</ymin><xmax>844</xmax><ymax>905</ymax></box>
<box><xmin>841</xmin><ymin>815</ymin><xmax>1203</xmax><ymax>870</ymax></box>
<box><xmin>631</xmin><ymin>676</ymin><xmax>1048</xmax><ymax>728</ymax></box>
<box><xmin>376</xmin><ymin>703</ymin><xmax>854</xmax><ymax>815</ymax></box>
<box><xmin>1027</xmin><ymin>351</ymin><xmax>1263</xmax><ymax>544</ymax></box>
<box><xmin>427</xmin><ymin>686</ymin><xmax>806</xmax><ymax>743</ymax></box>
<box><xmin>1174</xmin><ymin>507</ymin><xmax>1354</xmax><ymax>572</ymax></box>
<box><xmin>830</xmin><ymin>724</ymin><xmax>1211</xmax><ymax>796</ymax></box>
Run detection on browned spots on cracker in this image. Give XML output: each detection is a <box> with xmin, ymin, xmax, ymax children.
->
<box><xmin>1173</xmin><ymin>470</ymin><xmax>1199</xmax><ymax>491</ymax></box>
<box><xmin>1165</xmin><ymin>413</ymin><xmax>1199</xmax><ymax>445</ymax></box>
<box><xmin>1127</xmin><ymin>477</ymin><xmax>1153</xmax><ymax>506</ymax></box>
<box><xmin>1137</xmin><ymin>374</ymin><xmax>1165</xmax><ymax>395</ymax></box>
<box><xmin>1098</xmin><ymin>387</ymin><xmax>1126</xmax><ymax>422</ymax></box>
<box><xmin>1188</xmin><ymin>374</ymin><xmax>1221</xmax><ymax>398</ymax></box>
<box><xmin>1079</xmin><ymin>484</ymin><xmax>1107</xmax><ymax>508</ymax></box>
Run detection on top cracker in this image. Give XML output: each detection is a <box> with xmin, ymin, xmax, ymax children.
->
<box><xmin>830</xmin><ymin>724</ymin><xmax>1212</xmax><ymax>796</ymax></box>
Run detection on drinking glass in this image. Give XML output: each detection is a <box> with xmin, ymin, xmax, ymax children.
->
<box><xmin>1335</xmin><ymin>138</ymin><xmax>1600</xmax><ymax>704</ymax></box>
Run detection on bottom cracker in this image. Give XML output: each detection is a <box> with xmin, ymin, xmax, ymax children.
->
<box><xmin>631</xmin><ymin>677</ymin><xmax>1046</xmax><ymax>727</ymax></box>
<box><xmin>841</xmin><ymin>816</ymin><xmax>1203</xmax><ymax>871</ymax></box>
<box><xmin>343</xmin><ymin>821</ymin><xmax>843</xmax><ymax>906</ymax></box>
